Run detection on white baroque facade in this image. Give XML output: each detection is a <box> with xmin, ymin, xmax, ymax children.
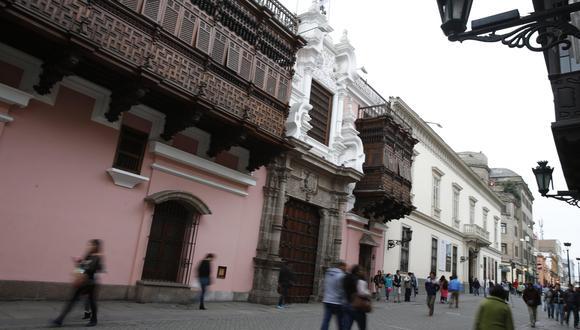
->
<box><xmin>382</xmin><ymin>97</ymin><xmax>503</xmax><ymax>287</ymax></box>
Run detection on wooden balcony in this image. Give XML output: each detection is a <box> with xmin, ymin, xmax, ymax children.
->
<box><xmin>353</xmin><ymin>102</ymin><xmax>418</xmax><ymax>222</ymax></box>
<box><xmin>0</xmin><ymin>0</ymin><xmax>304</xmax><ymax>170</ymax></box>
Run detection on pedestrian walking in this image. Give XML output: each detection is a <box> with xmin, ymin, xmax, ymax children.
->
<box><xmin>545</xmin><ymin>285</ymin><xmax>555</xmax><ymax>319</ymax></box>
<box><xmin>439</xmin><ymin>276</ymin><xmax>448</xmax><ymax>304</ymax></box>
<box><xmin>564</xmin><ymin>284</ymin><xmax>579</xmax><ymax>328</ymax></box>
<box><xmin>410</xmin><ymin>273</ymin><xmax>418</xmax><ymax>300</ymax></box>
<box><xmin>425</xmin><ymin>272</ymin><xmax>440</xmax><ymax>316</ymax></box>
<box><xmin>473</xmin><ymin>284</ymin><xmax>515</xmax><ymax>330</ymax></box>
<box><xmin>523</xmin><ymin>282</ymin><xmax>542</xmax><ymax>328</ymax></box>
<box><xmin>574</xmin><ymin>286</ymin><xmax>580</xmax><ymax>329</ymax></box>
<box><xmin>277</xmin><ymin>261</ymin><xmax>295</xmax><ymax>309</ymax></box>
<box><xmin>553</xmin><ymin>283</ymin><xmax>565</xmax><ymax>324</ymax></box>
<box><xmin>393</xmin><ymin>270</ymin><xmax>402</xmax><ymax>303</ymax></box>
<box><xmin>51</xmin><ymin>239</ymin><xmax>103</xmax><ymax>327</ymax></box>
<box><xmin>448</xmin><ymin>275</ymin><xmax>461</xmax><ymax>308</ymax></box>
<box><xmin>473</xmin><ymin>278</ymin><xmax>481</xmax><ymax>296</ymax></box>
<box><xmin>321</xmin><ymin>261</ymin><xmax>346</xmax><ymax>330</ymax></box>
<box><xmin>197</xmin><ymin>253</ymin><xmax>214</xmax><ymax>310</ymax></box>
<box><xmin>384</xmin><ymin>273</ymin><xmax>393</xmax><ymax>302</ymax></box>
<box><xmin>403</xmin><ymin>273</ymin><xmax>412</xmax><ymax>302</ymax></box>
<box><xmin>502</xmin><ymin>281</ymin><xmax>510</xmax><ymax>303</ymax></box>
<box><xmin>343</xmin><ymin>265</ymin><xmax>371</xmax><ymax>330</ymax></box>
<box><xmin>513</xmin><ymin>279</ymin><xmax>519</xmax><ymax>295</ymax></box>
<box><xmin>372</xmin><ymin>270</ymin><xmax>384</xmax><ymax>301</ymax></box>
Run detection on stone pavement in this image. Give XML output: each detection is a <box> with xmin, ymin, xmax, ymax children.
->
<box><xmin>0</xmin><ymin>293</ymin><xmax>572</xmax><ymax>329</ymax></box>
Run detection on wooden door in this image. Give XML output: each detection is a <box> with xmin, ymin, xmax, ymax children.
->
<box><xmin>279</xmin><ymin>199</ymin><xmax>321</xmax><ymax>303</ymax></box>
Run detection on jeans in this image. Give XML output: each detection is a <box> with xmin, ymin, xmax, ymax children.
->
<box><xmin>56</xmin><ymin>284</ymin><xmax>98</xmax><ymax>324</ymax></box>
<box><xmin>548</xmin><ymin>303</ymin><xmax>555</xmax><ymax>318</ymax></box>
<box><xmin>385</xmin><ymin>287</ymin><xmax>390</xmax><ymax>301</ymax></box>
<box><xmin>344</xmin><ymin>304</ymin><xmax>366</xmax><ymax>330</ymax></box>
<box><xmin>427</xmin><ymin>295</ymin><xmax>436</xmax><ymax>316</ymax></box>
<box><xmin>449</xmin><ymin>292</ymin><xmax>459</xmax><ymax>308</ymax></box>
<box><xmin>320</xmin><ymin>303</ymin><xmax>344</xmax><ymax>330</ymax></box>
<box><xmin>278</xmin><ymin>285</ymin><xmax>289</xmax><ymax>307</ymax></box>
<box><xmin>473</xmin><ymin>288</ymin><xmax>480</xmax><ymax>296</ymax></box>
<box><xmin>527</xmin><ymin>305</ymin><xmax>537</xmax><ymax>326</ymax></box>
<box><xmin>555</xmin><ymin>303</ymin><xmax>564</xmax><ymax>323</ymax></box>
<box><xmin>199</xmin><ymin>277</ymin><xmax>210</xmax><ymax>308</ymax></box>
<box><xmin>404</xmin><ymin>288</ymin><xmax>411</xmax><ymax>302</ymax></box>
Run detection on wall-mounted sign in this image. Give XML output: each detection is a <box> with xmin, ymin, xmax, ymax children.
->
<box><xmin>217</xmin><ymin>266</ymin><xmax>227</xmax><ymax>279</ymax></box>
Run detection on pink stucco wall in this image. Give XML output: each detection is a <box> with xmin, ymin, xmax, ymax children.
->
<box><xmin>0</xmin><ymin>62</ymin><xmax>266</xmax><ymax>294</ymax></box>
<box><xmin>340</xmin><ymin>217</ymin><xmax>385</xmax><ymax>275</ymax></box>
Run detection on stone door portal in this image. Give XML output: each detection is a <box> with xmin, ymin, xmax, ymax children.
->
<box><xmin>279</xmin><ymin>198</ymin><xmax>321</xmax><ymax>303</ymax></box>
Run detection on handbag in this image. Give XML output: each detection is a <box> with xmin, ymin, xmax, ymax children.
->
<box><xmin>72</xmin><ymin>268</ymin><xmax>88</xmax><ymax>288</ymax></box>
<box><xmin>352</xmin><ymin>295</ymin><xmax>372</xmax><ymax>313</ymax></box>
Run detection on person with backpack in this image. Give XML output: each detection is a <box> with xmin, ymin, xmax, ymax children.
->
<box><xmin>523</xmin><ymin>282</ymin><xmax>542</xmax><ymax>328</ymax></box>
<box><xmin>448</xmin><ymin>275</ymin><xmax>461</xmax><ymax>308</ymax></box>
<box><xmin>425</xmin><ymin>272</ymin><xmax>440</xmax><ymax>316</ymax></box>
<box><xmin>320</xmin><ymin>261</ymin><xmax>346</xmax><ymax>330</ymax></box>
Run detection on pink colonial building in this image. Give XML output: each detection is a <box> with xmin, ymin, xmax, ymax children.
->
<box><xmin>0</xmin><ymin>0</ymin><xmax>303</xmax><ymax>303</ymax></box>
<box><xmin>0</xmin><ymin>0</ymin><xmax>416</xmax><ymax>304</ymax></box>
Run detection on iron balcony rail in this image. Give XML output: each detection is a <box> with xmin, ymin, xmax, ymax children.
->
<box><xmin>358</xmin><ymin>103</ymin><xmax>413</xmax><ymax>132</ymax></box>
<box><xmin>253</xmin><ymin>0</ymin><xmax>299</xmax><ymax>34</ymax></box>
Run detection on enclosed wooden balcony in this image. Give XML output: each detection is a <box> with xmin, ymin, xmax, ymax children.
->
<box><xmin>0</xmin><ymin>0</ymin><xmax>304</xmax><ymax>170</ymax></box>
<box><xmin>353</xmin><ymin>102</ymin><xmax>418</xmax><ymax>222</ymax></box>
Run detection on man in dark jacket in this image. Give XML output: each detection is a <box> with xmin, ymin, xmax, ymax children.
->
<box><xmin>277</xmin><ymin>261</ymin><xmax>295</xmax><ymax>309</ymax></box>
<box><xmin>552</xmin><ymin>284</ymin><xmax>566</xmax><ymax>324</ymax></box>
<box><xmin>197</xmin><ymin>253</ymin><xmax>214</xmax><ymax>310</ymax></box>
<box><xmin>563</xmin><ymin>284</ymin><xmax>579</xmax><ymax>328</ymax></box>
<box><xmin>425</xmin><ymin>271</ymin><xmax>440</xmax><ymax>316</ymax></box>
<box><xmin>523</xmin><ymin>282</ymin><xmax>542</xmax><ymax>328</ymax></box>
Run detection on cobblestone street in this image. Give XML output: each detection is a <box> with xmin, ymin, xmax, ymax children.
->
<box><xmin>0</xmin><ymin>294</ymin><xmax>572</xmax><ymax>329</ymax></box>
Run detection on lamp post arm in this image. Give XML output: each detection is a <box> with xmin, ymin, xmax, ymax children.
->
<box><xmin>449</xmin><ymin>2</ymin><xmax>580</xmax><ymax>52</ymax></box>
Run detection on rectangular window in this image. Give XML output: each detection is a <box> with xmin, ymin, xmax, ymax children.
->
<box><xmin>445</xmin><ymin>244</ymin><xmax>452</xmax><ymax>272</ymax></box>
<box><xmin>515</xmin><ymin>246</ymin><xmax>519</xmax><ymax>257</ymax></box>
<box><xmin>514</xmin><ymin>226</ymin><xmax>518</xmax><ymax>237</ymax></box>
<box><xmin>452</xmin><ymin>245</ymin><xmax>458</xmax><ymax>276</ymax></box>
<box><xmin>308</xmin><ymin>80</ymin><xmax>333</xmax><ymax>145</ymax></box>
<box><xmin>113</xmin><ymin>125</ymin><xmax>148</xmax><ymax>174</ymax></box>
<box><xmin>501</xmin><ymin>223</ymin><xmax>507</xmax><ymax>234</ymax></box>
<box><xmin>452</xmin><ymin>186</ymin><xmax>460</xmax><ymax>226</ymax></box>
<box><xmin>430</xmin><ymin>237</ymin><xmax>438</xmax><ymax>273</ymax></box>
<box><xmin>469</xmin><ymin>197</ymin><xmax>476</xmax><ymax>224</ymax></box>
<box><xmin>432</xmin><ymin>175</ymin><xmax>441</xmax><ymax>218</ymax></box>
<box><xmin>482</xmin><ymin>208</ymin><xmax>489</xmax><ymax>231</ymax></box>
<box><xmin>400</xmin><ymin>227</ymin><xmax>411</xmax><ymax>272</ymax></box>
<box><xmin>501</xmin><ymin>243</ymin><xmax>507</xmax><ymax>254</ymax></box>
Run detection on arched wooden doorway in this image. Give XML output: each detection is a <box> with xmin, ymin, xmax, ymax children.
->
<box><xmin>142</xmin><ymin>191</ymin><xmax>211</xmax><ymax>284</ymax></box>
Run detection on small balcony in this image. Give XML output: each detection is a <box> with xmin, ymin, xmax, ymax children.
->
<box><xmin>463</xmin><ymin>224</ymin><xmax>491</xmax><ymax>246</ymax></box>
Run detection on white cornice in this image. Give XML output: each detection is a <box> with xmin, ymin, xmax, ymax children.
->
<box><xmin>0</xmin><ymin>82</ymin><xmax>34</xmax><ymax>107</ymax></box>
<box><xmin>346</xmin><ymin>224</ymin><xmax>383</xmax><ymax>238</ymax></box>
<box><xmin>151</xmin><ymin>163</ymin><xmax>248</xmax><ymax>196</ymax></box>
<box><xmin>391</xmin><ymin>97</ymin><xmax>504</xmax><ymax>208</ymax></box>
<box><xmin>346</xmin><ymin>212</ymin><xmax>369</xmax><ymax>225</ymax></box>
<box><xmin>408</xmin><ymin>210</ymin><xmax>465</xmax><ymax>241</ymax></box>
<box><xmin>150</xmin><ymin>141</ymin><xmax>256</xmax><ymax>187</ymax></box>
<box><xmin>0</xmin><ymin>113</ymin><xmax>14</xmax><ymax>122</ymax></box>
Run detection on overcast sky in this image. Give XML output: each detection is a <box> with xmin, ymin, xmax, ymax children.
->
<box><xmin>281</xmin><ymin>0</ymin><xmax>580</xmax><ymax>271</ymax></box>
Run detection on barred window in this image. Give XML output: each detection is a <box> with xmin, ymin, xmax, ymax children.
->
<box><xmin>113</xmin><ymin>125</ymin><xmax>148</xmax><ymax>174</ymax></box>
<box><xmin>430</xmin><ymin>237</ymin><xmax>438</xmax><ymax>274</ymax></box>
<box><xmin>400</xmin><ymin>227</ymin><xmax>411</xmax><ymax>272</ymax></box>
<box><xmin>308</xmin><ymin>80</ymin><xmax>333</xmax><ymax>145</ymax></box>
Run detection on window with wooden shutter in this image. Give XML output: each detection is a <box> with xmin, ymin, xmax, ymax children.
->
<box><xmin>211</xmin><ymin>31</ymin><xmax>227</xmax><ymax>64</ymax></box>
<box><xmin>162</xmin><ymin>0</ymin><xmax>180</xmax><ymax>35</ymax></box>
<box><xmin>120</xmin><ymin>0</ymin><xmax>141</xmax><ymax>11</ymax></box>
<box><xmin>240</xmin><ymin>51</ymin><xmax>252</xmax><ymax>81</ymax></box>
<box><xmin>142</xmin><ymin>0</ymin><xmax>162</xmax><ymax>22</ymax></box>
<box><xmin>266</xmin><ymin>70</ymin><xmax>277</xmax><ymax>96</ymax></box>
<box><xmin>178</xmin><ymin>11</ymin><xmax>196</xmax><ymax>45</ymax></box>
<box><xmin>226</xmin><ymin>42</ymin><xmax>241</xmax><ymax>73</ymax></box>
<box><xmin>277</xmin><ymin>77</ymin><xmax>288</xmax><ymax>101</ymax></box>
<box><xmin>308</xmin><ymin>80</ymin><xmax>333</xmax><ymax>145</ymax></box>
<box><xmin>113</xmin><ymin>126</ymin><xmax>148</xmax><ymax>174</ymax></box>
<box><xmin>196</xmin><ymin>21</ymin><xmax>211</xmax><ymax>54</ymax></box>
<box><xmin>254</xmin><ymin>60</ymin><xmax>266</xmax><ymax>89</ymax></box>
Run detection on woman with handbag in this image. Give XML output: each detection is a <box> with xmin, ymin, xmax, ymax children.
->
<box><xmin>344</xmin><ymin>265</ymin><xmax>371</xmax><ymax>330</ymax></box>
<box><xmin>52</xmin><ymin>239</ymin><xmax>103</xmax><ymax>327</ymax></box>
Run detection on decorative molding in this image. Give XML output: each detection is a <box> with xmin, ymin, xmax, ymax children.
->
<box><xmin>408</xmin><ymin>210</ymin><xmax>465</xmax><ymax>241</ymax></box>
<box><xmin>452</xmin><ymin>182</ymin><xmax>464</xmax><ymax>191</ymax></box>
<box><xmin>130</xmin><ymin>104</ymin><xmax>165</xmax><ymax>139</ymax></box>
<box><xmin>151</xmin><ymin>163</ymin><xmax>248</xmax><ymax>197</ymax></box>
<box><xmin>432</xmin><ymin>166</ymin><xmax>445</xmax><ymax>177</ymax></box>
<box><xmin>150</xmin><ymin>141</ymin><xmax>256</xmax><ymax>186</ymax></box>
<box><xmin>0</xmin><ymin>113</ymin><xmax>14</xmax><ymax>122</ymax></box>
<box><xmin>61</xmin><ymin>76</ymin><xmax>116</xmax><ymax>129</ymax></box>
<box><xmin>346</xmin><ymin>224</ymin><xmax>383</xmax><ymax>238</ymax></box>
<box><xmin>346</xmin><ymin>212</ymin><xmax>369</xmax><ymax>226</ymax></box>
<box><xmin>145</xmin><ymin>190</ymin><xmax>211</xmax><ymax>215</ymax></box>
<box><xmin>106</xmin><ymin>168</ymin><xmax>149</xmax><ymax>188</ymax></box>
<box><xmin>0</xmin><ymin>82</ymin><xmax>34</xmax><ymax>107</ymax></box>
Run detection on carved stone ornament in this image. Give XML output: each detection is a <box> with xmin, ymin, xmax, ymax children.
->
<box><xmin>106</xmin><ymin>84</ymin><xmax>149</xmax><ymax>122</ymax></box>
<box><xmin>301</xmin><ymin>170</ymin><xmax>319</xmax><ymax>201</ymax></box>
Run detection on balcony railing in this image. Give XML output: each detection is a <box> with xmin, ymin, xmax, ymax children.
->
<box><xmin>358</xmin><ymin>103</ymin><xmax>412</xmax><ymax>132</ymax></box>
<box><xmin>253</xmin><ymin>0</ymin><xmax>299</xmax><ymax>33</ymax></box>
<box><xmin>463</xmin><ymin>223</ymin><xmax>490</xmax><ymax>241</ymax></box>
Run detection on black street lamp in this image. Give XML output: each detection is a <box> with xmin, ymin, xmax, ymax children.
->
<box><xmin>436</xmin><ymin>0</ymin><xmax>580</xmax><ymax>52</ymax></box>
<box><xmin>387</xmin><ymin>228</ymin><xmax>413</xmax><ymax>250</ymax></box>
<box><xmin>564</xmin><ymin>242</ymin><xmax>572</xmax><ymax>286</ymax></box>
<box><xmin>532</xmin><ymin>161</ymin><xmax>579</xmax><ymax>208</ymax></box>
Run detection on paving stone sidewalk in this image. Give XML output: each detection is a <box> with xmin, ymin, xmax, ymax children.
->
<box><xmin>0</xmin><ymin>294</ymin><xmax>571</xmax><ymax>329</ymax></box>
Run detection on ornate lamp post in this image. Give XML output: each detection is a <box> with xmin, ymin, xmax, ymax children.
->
<box><xmin>532</xmin><ymin>161</ymin><xmax>579</xmax><ymax>207</ymax></box>
<box><xmin>564</xmin><ymin>242</ymin><xmax>572</xmax><ymax>285</ymax></box>
<box><xmin>387</xmin><ymin>228</ymin><xmax>413</xmax><ymax>249</ymax></box>
<box><xmin>436</xmin><ymin>0</ymin><xmax>580</xmax><ymax>52</ymax></box>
